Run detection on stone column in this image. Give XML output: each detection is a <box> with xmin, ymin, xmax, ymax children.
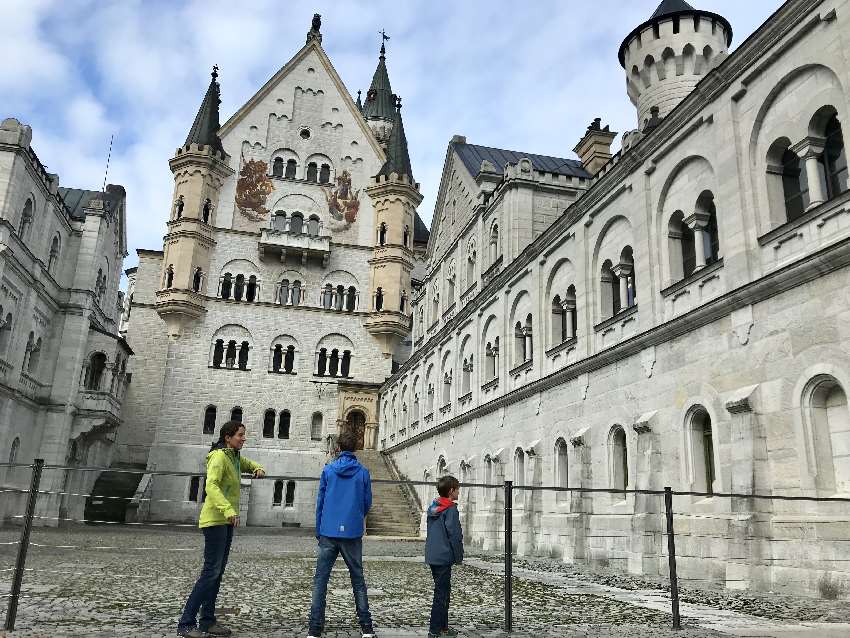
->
<box><xmin>341</xmin><ymin>289</ymin><xmax>349</xmax><ymax>310</ymax></box>
<box><xmin>522</xmin><ymin>328</ymin><xmax>532</xmax><ymax>361</ymax></box>
<box><xmin>684</xmin><ymin>211</ymin><xmax>712</xmax><ymax>269</ymax></box>
<box><xmin>562</xmin><ymin>300</ymin><xmax>576</xmax><ymax>339</ymax></box>
<box><xmin>792</xmin><ymin>137</ymin><xmax>826</xmax><ymax>209</ymax></box>
<box><xmin>612</xmin><ymin>264</ymin><xmax>632</xmax><ymax>309</ymax></box>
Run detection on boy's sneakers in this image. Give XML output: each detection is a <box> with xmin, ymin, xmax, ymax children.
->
<box><xmin>176</xmin><ymin>628</ymin><xmax>206</xmax><ymax>638</ymax></box>
<box><xmin>428</xmin><ymin>629</ymin><xmax>458</xmax><ymax>638</ymax></box>
<box><xmin>362</xmin><ymin>628</ymin><xmax>377</xmax><ymax>638</ymax></box>
<box><xmin>203</xmin><ymin>623</ymin><xmax>232</xmax><ymax>636</ymax></box>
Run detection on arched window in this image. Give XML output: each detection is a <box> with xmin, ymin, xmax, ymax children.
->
<box><xmin>27</xmin><ymin>337</ymin><xmax>41</xmax><ymax>376</ymax></box>
<box><xmin>272</xmin><ymin>157</ymin><xmax>284</xmax><ymax>178</ymax></box>
<box><xmin>329</xmin><ymin>349</ymin><xmax>340</xmax><ymax>377</ymax></box>
<box><xmin>619</xmin><ymin>246</ymin><xmax>636</xmax><ymax>309</ymax></box>
<box><xmin>378</xmin><ymin>223</ymin><xmax>387</xmax><ymax>246</ymax></box>
<box><xmin>165</xmin><ymin>265</ymin><xmax>174</xmax><ymax>289</ymax></box>
<box><xmin>311</xmin><ymin>412</ymin><xmax>323</xmax><ymax>441</ymax></box>
<box><xmin>212</xmin><ymin>339</ymin><xmax>224</xmax><ymax>368</ymax></box>
<box><xmin>85</xmin><ymin>353</ymin><xmax>107</xmax><ymax>390</ymax></box>
<box><xmin>9</xmin><ymin>437</ymin><xmax>19</xmax><ymax>464</ymax></box>
<box><xmin>514</xmin><ymin>322</ymin><xmax>525</xmax><ymax>364</ymax></box>
<box><xmin>319</xmin><ymin>164</ymin><xmax>330</xmax><ymax>184</ymax></box>
<box><xmin>335</xmin><ymin>285</ymin><xmax>345</xmax><ymax>311</ymax></box>
<box><xmin>285</xmin><ymin>159</ymin><xmax>297</xmax><ymax>179</ymax></box>
<box><xmin>555</xmin><ymin>438</ymin><xmax>569</xmax><ymax>504</ymax></box>
<box><xmin>285</xmin><ymin>480</ymin><xmax>296</xmax><ymax>506</ymax></box>
<box><xmin>781</xmin><ymin>145</ymin><xmax>809</xmax><ymax>222</ymax></box>
<box><xmin>290</xmin><ymin>212</ymin><xmax>304</xmax><ymax>235</ymax></box>
<box><xmin>805</xmin><ymin>376</ymin><xmax>850</xmax><ymax>493</ymax></box>
<box><xmin>238</xmin><ymin>341</ymin><xmax>250</xmax><ymax>370</ymax></box>
<box><xmin>400</xmin><ymin>291</ymin><xmax>407</xmax><ymax>313</ymax></box>
<box><xmin>291</xmin><ymin>281</ymin><xmax>302</xmax><ymax>305</ymax></box>
<box><xmin>19</xmin><ymin>199</ymin><xmax>33</xmax><ymax>238</ymax></box>
<box><xmin>466</xmin><ymin>250</ymin><xmax>475</xmax><ymax>288</ymax></box>
<box><xmin>192</xmin><ymin>268</ymin><xmax>203</xmax><ymax>293</ymax></box>
<box><xmin>306</xmin><ymin>162</ymin><xmax>318</xmax><ymax>183</ymax></box>
<box><xmin>689</xmin><ymin>408</ymin><xmax>716</xmax><ymax>495</ymax></box>
<box><xmin>175</xmin><ymin>196</ymin><xmax>184</xmax><ymax>219</ymax></box>
<box><xmin>485</xmin><ymin>340</ymin><xmax>498</xmax><ymax>380</ymax></box>
<box><xmin>246</xmin><ymin>275</ymin><xmax>257</xmax><ymax>302</ymax></box>
<box><xmin>442</xmin><ymin>371</ymin><xmax>451</xmax><ymax>406</ymax></box>
<box><xmin>0</xmin><ymin>312</ymin><xmax>12</xmax><ymax>355</ymax></box>
<box><xmin>220</xmin><ymin>273</ymin><xmax>232</xmax><ymax>299</ymax></box>
<box><xmin>278</xmin><ymin>410</ymin><xmax>291</xmax><ymax>439</ymax></box>
<box><xmin>437</xmin><ymin>457</ymin><xmax>447</xmax><ymax>478</ymax></box>
<box><xmin>551</xmin><ymin>295</ymin><xmax>565</xmax><ymax>345</ymax></box>
<box><xmin>346</xmin><ymin>286</ymin><xmax>357</xmax><ymax>312</ymax></box>
<box><xmin>230</xmin><ymin>406</ymin><xmax>243</xmax><ymax>422</ymax></box>
<box><xmin>48</xmin><ymin>235</ymin><xmax>60</xmax><ymax>275</ymax></box>
<box><xmin>375</xmin><ymin>287</ymin><xmax>384</xmax><ymax>312</ymax></box>
<box><xmin>611</xmin><ymin>426</ymin><xmax>628</xmax><ymax>493</ymax></box>
<box><xmin>341</xmin><ymin>350</ymin><xmax>351</xmax><ymax>377</ymax></box>
<box><xmin>668</xmin><ymin>211</ymin><xmax>696</xmax><ymax>281</ymax></box>
<box><xmin>461</xmin><ymin>356</ymin><xmax>472</xmax><ymax>395</ymax></box>
<box><xmin>565</xmin><ymin>286</ymin><xmax>577</xmax><ymax>339</ymax></box>
<box><xmin>234</xmin><ymin>274</ymin><xmax>245</xmax><ymax>301</ymax></box>
<box><xmin>316</xmin><ymin>348</ymin><xmax>327</xmax><ymax>376</ymax></box>
<box><xmin>203</xmin><ymin>406</ymin><xmax>216</xmax><ymax>435</ymax></box>
<box><xmin>322</xmin><ymin>284</ymin><xmax>333</xmax><ymax>309</ymax></box>
<box><xmin>225</xmin><ymin>340</ymin><xmax>237</xmax><ymax>368</ymax></box>
<box><xmin>273</xmin><ymin>480</ymin><xmax>284</xmax><ymax>505</ymax></box>
<box><xmin>308</xmin><ymin>215</ymin><xmax>320</xmax><ymax>237</ymax></box>
<box><xmin>189</xmin><ymin>476</ymin><xmax>202</xmax><ymax>502</ymax></box>
<box><xmin>274</xmin><ymin>211</ymin><xmax>287</xmax><ymax>232</ymax></box>
<box><xmin>272</xmin><ymin>344</ymin><xmax>283</xmax><ymax>372</ymax></box>
<box><xmin>279</xmin><ymin>279</ymin><xmax>290</xmax><ymax>305</ymax></box>
<box><xmin>403</xmin><ymin>225</ymin><xmax>410</xmax><ymax>246</ymax></box>
<box><xmin>284</xmin><ymin>345</ymin><xmax>295</xmax><ymax>373</ymax></box>
<box><xmin>600</xmin><ymin>259</ymin><xmax>617</xmax><ymax>319</ymax></box>
<box><xmin>823</xmin><ymin>114</ymin><xmax>848</xmax><ymax>199</ymax></box>
<box><xmin>263</xmin><ymin>409</ymin><xmax>275</xmax><ymax>438</ymax></box>
<box><xmin>489</xmin><ymin>224</ymin><xmax>499</xmax><ymax>264</ymax></box>
<box><xmin>426</xmin><ymin>383</ymin><xmax>434</xmax><ymax>413</ymax></box>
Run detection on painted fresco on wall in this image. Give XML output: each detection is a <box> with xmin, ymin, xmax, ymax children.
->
<box><xmin>235</xmin><ymin>158</ymin><xmax>274</xmax><ymax>222</ymax></box>
<box><xmin>324</xmin><ymin>170</ymin><xmax>360</xmax><ymax>231</ymax></box>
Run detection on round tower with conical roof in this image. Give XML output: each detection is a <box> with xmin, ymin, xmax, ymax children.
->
<box><xmin>619</xmin><ymin>0</ymin><xmax>732</xmax><ymax>129</ymax></box>
<box><xmin>362</xmin><ymin>42</ymin><xmax>397</xmax><ymax>148</ymax></box>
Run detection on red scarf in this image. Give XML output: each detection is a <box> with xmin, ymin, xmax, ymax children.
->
<box><xmin>433</xmin><ymin>496</ymin><xmax>456</xmax><ymax>514</ymax></box>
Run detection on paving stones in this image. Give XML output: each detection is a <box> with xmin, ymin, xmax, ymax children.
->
<box><xmin>0</xmin><ymin>526</ymin><xmax>842</xmax><ymax>637</ymax></box>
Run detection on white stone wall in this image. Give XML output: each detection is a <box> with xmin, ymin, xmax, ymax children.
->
<box><xmin>384</xmin><ymin>0</ymin><xmax>850</xmax><ymax>596</ymax></box>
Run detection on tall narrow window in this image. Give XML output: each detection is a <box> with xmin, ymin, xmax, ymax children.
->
<box><xmin>690</xmin><ymin>409</ymin><xmax>715</xmax><ymax>495</ymax></box>
<box><xmin>220</xmin><ymin>273</ymin><xmax>232</xmax><ymax>299</ymax></box>
<box><xmin>175</xmin><ymin>196</ymin><xmax>184</xmax><ymax>219</ymax></box>
<box><xmin>272</xmin><ymin>344</ymin><xmax>283</xmax><ymax>372</ymax></box>
<box><xmin>317</xmin><ymin>348</ymin><xmax>327</xmax><ymax>376</ymax></box>
<box><xmin>246</xmin><ymin>276</ymin><xmax>257</xmax><ymax>302</ymax></box>
<box><xmin>165</xmin><ymin>266</ymin><xmax>174</xmax><ymax>289</ymax></box>
<box><xmin>274</xmin><ymin>211</ymin><xmax>287</xmax><ymax>232</ymax></box>
<box><xmin>285</xmin><ymin>480</ymin><xmax>296</xmax><ymax>506</ymax></box>
<box><xmin>225</xmin><ymin>340</ymin><xmax>237</xmax><ymax>368</ymax></box>
<box><xmin>290</xmin><ymin>213</ymin><xmax>303</xmax><ymax>235</ymax></box>
<box><xmin>202</xmin><ymin>199</ymin><xmax>211</xmax><ymax>223</ymax></box>
<box><xmin>27</xmin><ymin>337</ymin><xmax>41</xmax><ymax>376</ymax></box>
<box><xmin>311</xmin><ymin>412</ymin><xmax>323</xmax><ymax>441</ymax></box>
<box><xmin>189</xmin><ymin>476</ymin><xmax>201</xmax><ymax>502</ymax></box>
<box><xmin>403</xmin><ymin>225</ymin><xmax>410</xmax><ymax>246</ymax></box>
<box><xmin>335</xmin><ymin>285</ymin><xmax>345</xmax><ymax>311</ymax></box>
<box><xmin>551</xmin><ymin>296</ymin><xmax>565</xmax><ymax>345</ymax></box>
<box><xmin>781</xmin><ymin>147</ymin><xmax>809</xmax><ymax>222</ymax></box>
<box><xmin>19</xmin><ymin>199</ymin><xmax>33</xmax><ymax>238</ymax></box>
<box><xmin>192</xmin><ymin>268</ymin><xmax>203</xmax><ymax>293</ymax></box>
<box><xmin>278</xmin><ymin>410</ymin><xmax>291</xmax><ymax>439</ymax></box>
<box><xmin>346</xmin><ymin>286</ymin><xmax>357</xmax><ymax>311</ymax></box>
<box><xmin>284</xmin><ymin>345</ymin><xmax>295</xmax><ymax>373</ymax></box>
<box><xmin>238</xmin><ymin>341</ymin><xmax>249</xmax><ymax>370</ymax></box>
<box><xmin>0</xmin><ymin>313</ymin><xmax>12</xmax><ymax>355</ymax></box>
<box><xmin>86</xmin><ymin>353</ymin><xmax>107</xmax><ymax>390</ymax></box>
<box><xmin>285</xmin><ymin>159</ymin><xmax>297</xmax><ymax>179</ymax></box>
<box><xmin>319</xmin><ymin>164</ymin><xmax>330</xmax><ymax>184</ymax></box>
<box><xmin>611</xmin><ymin>426</ymin><xmax>628</xmax><ymax>493</ymax></box>
<box><xmin>824</xmin><ymin>115</ymin><xmax>848</xmax><ymax>199</ymax></box>
<box><xmin>555</xmin><ymin>438</ymin><xmax>569</xmax><ymax>505</ymax></box>
<box><xmin>48</xmin><ymin>236</ymin><xmax>60</xmax><ymax>275</ymax></box>
<box><xmin>443</xmin><ymin>372</ymin><xmax>451</xmax><ymax>406</ymax></box>
<box><xmin>400</xmin><ymin>292</ymin><xmax>407</xmax><ymax>313</ymax></box>
<box><xmin>279</xmin><ymin>279</ymin><xmax>290</xmax><ymax>305</ymax></box>
<box><xmin>378</xmin><ymin>223</ymin><xmax>387</xmax><ymax>246</ymax></box>
<box><xmin>514</xmin><ymin>449</ymin><xmax>525</xmax><ymax>486</ymax></box>
<box><xmin>375</xmin><ymin>288</ymin><xmax>384</xmax><ymax>311</ymax></box>
<box><xmin>273</xmin><ymin>157</ymin><xmax>284</xmax><ymax>177</ymax></box>
<box><xmin>212</xmin><ymin>339</ymin><xmax>224</xmax><ymax>368</ymax></box>
<box><xmin>306</xmin><ymin>162</ymin><xmax>318</xmax><ymax>182</ymax></box>
<box><xmin>566</xmin><ymin>286</ymin><xmax>577</xmax><ymax>339</ymax></box>
<box><xmin>263</xmin><ymin>409</ymin><xmax>275</xmax><ymax>438</ymax></box>
<box><xmin>308</xmin><ymin>215</ymin><xmax>320</xmax><ymax>237</ymax></box>
<box><xmin>234</xmin><ymin>275</ymin><xmax>245</xmax><ymax>301</ymax></box>
<box><xmin>273</xmin><ymin>480</ymin><xmax>284</xmax><ymax>505</ymax></box>
<box><xmin>341</xmin><ymin>350</ymin><xmax>351</xmax><ymax>377</ymax></box>
<box><xmin>230</xmin><ymin>407</ymin><xmax>243</xmax><ymax>422</ymax></box>
<box><xmin>292</xmin><ymin>281</ymin><xmax>302</xmax><ymax>305</ymax></box>
<box><xmin>329</xmin><ymin>349</ymin><xmax>340</xmax><ymax>377</ymax></box>
<box><xmin>203</xmin><ymin>406</ymin><xmax>217</xmax><ymax>435</ymax></box>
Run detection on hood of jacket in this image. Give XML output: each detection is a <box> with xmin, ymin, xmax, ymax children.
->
<box><xmin>329</xmin><ymin>451</ymin><xmax>361</xmax><ymax>477</ymax></box>
<box><xmin>427</xmin><ymin>497</ymin><xmax>456</xmax><ymax>519</ymax></box>
<box><xmin>207</xmin><ymin>445</ymin><xmax>239</xmax><ymax>464</ymax></box>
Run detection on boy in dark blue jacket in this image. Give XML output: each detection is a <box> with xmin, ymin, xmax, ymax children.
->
<box><xmin>425</xmin><ymin>475</ymin><xmax>464</xmax><ymax>638</ymax></box>
<box><xmin>308</xmin><ymin>431</ymin><xmax>374</xmax><ymax>638</ymax></box>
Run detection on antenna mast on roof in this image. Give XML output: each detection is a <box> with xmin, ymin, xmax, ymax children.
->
<box><xmin>101</xmin><ymin>134</ymin><xmax>114</xmax><ymax>192</ymax></box>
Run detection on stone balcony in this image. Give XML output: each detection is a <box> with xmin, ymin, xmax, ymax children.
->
<box><xmin>19</xmin><ymin>372</ymin><xmax>50</xmax><ymax>402</ymax></box>
<box><xmin>259</xmin><ymin>226</ymin><xmax>330</xmax><ymax>267</ymax></box>
<box><xmin>76</xmin><ymin>389</ymin><xmax>123</xmax><ymax>421</ymax></box>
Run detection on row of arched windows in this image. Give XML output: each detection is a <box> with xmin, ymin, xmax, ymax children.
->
<box><xmin>173</xmin><ymin>196</ymin><xmax>213</xmax><ymax>224</ymax></box>
<box><xmin>271</xmin><ymin>157</ymin><xmax>331</xmax><ymax>184</ymax></box>
<box><xmin>377</xmin><ymin>223</ymin><xmax>412</xmax><ymax>248</ymax></box>
<box><xmin>322</xmin><ymin>284</ymin><xmax>358</xmax><ymax>311</ymax></box>
<box><xmin>271</xmin><ymin>211</ymin><xmax>322</xmax><ymax>236</ymax></box>
<box><xmin>316</xmin><ymin>348</ymin><xmax>352</xmax><ymax>378</ymax></box>
<box><xmin>211</xmin><ymin>339</ymin><xmax>250</xmax><ymax>370</ymax></box>
<box><xmin>202</xmin><ymin>405</ymin><xmax>324</xmax><ymax>442</ymax></box>
<box><xmin>81</xmin><ymin>351</ymin><xmax>128</xmax><ymax>395</ymax></box>
<box><xmin>220</xmin><ymin>273</ymin><xmax>258</xmax><ymax>302</ymax></box>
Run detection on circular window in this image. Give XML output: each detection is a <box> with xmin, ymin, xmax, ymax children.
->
<box><xmin>300</xmin><ymin>128</ymin><xmax>311</xmax><ymax>140</ymax></box>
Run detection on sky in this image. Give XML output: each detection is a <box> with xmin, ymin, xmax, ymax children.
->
<box><xmin>1</xmin><ymin>0</ymin><xmax>777</xmax><ymax>279</ymax></box>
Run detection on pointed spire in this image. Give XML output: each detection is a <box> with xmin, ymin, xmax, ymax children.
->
<box><xmin>184</xmin><ymin>66</ymin><xmax>225</xmax><ymax>155</ymax></box>
<box><xmin>362</xmin><ymin>39</ymin><xmax>396</xmax><ymax>121</ymax></box>
<box><xmin>356</xmin><ymin>90</ymin><xmax>363</xmax><ymax>113</ymax></box>
<box><xmin>378</xmin><ymin>96</ymin><xmax>413</xmax><ymax>181</ymax></box>
<box><xmin>650</xmin><ymin>0</ymin><xmax>695</xmax><ymax>19</ymax></box>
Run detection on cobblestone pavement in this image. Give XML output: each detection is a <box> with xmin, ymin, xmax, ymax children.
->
<box><xmin>0</xmin><ymin>526</ymin><xmax>845</xmax><ymax>637</ymax></box>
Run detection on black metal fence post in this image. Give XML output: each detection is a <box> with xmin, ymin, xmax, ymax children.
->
<box><xmin>5</xmin><ymin>458</ymin><xmax>44</xmax><ymax>631</ymax></box>
<box><xmin>504</xmin><ymin>480</ymin><xmax>513</xmax><ymax>634</ymax></box>
<box><xmin>663</xmin><ymin>486</ymin><xmax>681</xmax><ymax>631</ymax></box>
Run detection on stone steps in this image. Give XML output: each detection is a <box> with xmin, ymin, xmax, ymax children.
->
<box><xmin>357</xmin><ymin>452</ymin><xmax>420</xmax><ymax>538</ymax></box>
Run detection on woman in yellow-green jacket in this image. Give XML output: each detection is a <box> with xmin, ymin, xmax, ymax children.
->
<box><xmin>178</xmin><ymin>421</ymin><xmax>265</xmax><ymax>638</ymax></box>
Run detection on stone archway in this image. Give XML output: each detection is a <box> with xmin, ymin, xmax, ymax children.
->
<box><xmin>344</xmin><ymin>410</ymin><xmax>367</xmax><ymax>450</ymax></box>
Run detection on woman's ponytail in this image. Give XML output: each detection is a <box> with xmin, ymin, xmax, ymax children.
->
<box><xmin>209</xmin><ymin>420</ymin><xmax>243</xmax><ymax>452</ymax></box>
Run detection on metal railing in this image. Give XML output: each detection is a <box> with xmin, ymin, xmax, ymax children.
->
<box><xmin>1</xmin><ymin>460</ymin><xmax>850</xmax><ymax>632</ymax></box>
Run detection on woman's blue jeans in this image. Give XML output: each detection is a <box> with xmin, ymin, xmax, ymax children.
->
<box><xmin>178</xmin><ymin>524</ymin><xmax>234</xmax><ymax>630</ymax></box>
<box><xmin>309</xmin><ymin>535</ymin><xmax>372</xmax><ymax>634</ymax></box>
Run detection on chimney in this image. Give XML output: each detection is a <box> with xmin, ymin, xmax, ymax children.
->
<box><xmin>573</xmin><ymin>118</ymin><xmax>618</xmax><ymax>175</ymax></box>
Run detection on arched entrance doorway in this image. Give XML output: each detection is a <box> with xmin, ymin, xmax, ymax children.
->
<box><xmin>344</xmin><ymin>410</ymin><xmax>366</xmax><ymax>450</ymax></box>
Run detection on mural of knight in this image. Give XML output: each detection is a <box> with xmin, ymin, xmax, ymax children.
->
<box><xmin>116</xmin><ymin>16</ymin><xmax>428</xmax><ymax>529</ymax></box>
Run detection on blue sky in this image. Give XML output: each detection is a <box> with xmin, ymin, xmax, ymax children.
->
<box><xmin>1</xmin><ymin>0</ymin><xmax>776</xmax><ymax>276</ymax></box>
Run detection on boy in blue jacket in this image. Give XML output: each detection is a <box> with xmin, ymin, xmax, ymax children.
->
<box><xmin>308</xmin><ymin>431</ymin><xmax>374</xmax><ymax>638</ymax></box>
<box><xmin>425</xmin><ymin>475</ymin><xmax>464</xmax><ymax>638</ymax></box>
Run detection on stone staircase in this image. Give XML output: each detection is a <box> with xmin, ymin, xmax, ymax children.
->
<box><xmin>83</xmin><ymin>463</ymin><xmax>146</xmax><ymax>523</ymax></box>
<box><xmin>358</xmin><ymin>450</ymin><xmax>421</xmax><ymax>538</ymax></box>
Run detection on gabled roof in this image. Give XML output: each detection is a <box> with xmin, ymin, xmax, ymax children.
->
<box><xmin>58</xmin><ymin>185</ymin><xmax>124</xmax><ymax>221</ymax></box>
<box><xmin>185</xmin><ymin>67</ymin><xmax>225</xmax><ymax>155</ymax></box>
<box><xmin>378</xmin><ymin>100</ymin><xmax>414</xmax><ymax>181</ymax></box>
<box><xmin>452</xmin><ymin>141</ymin><xmax>590</xmax><ymax>179</ymax></box>
<box><xmin>362</xmin><ymin>43</ymin><xmax>396</xmax><ymax>121</ymax></box>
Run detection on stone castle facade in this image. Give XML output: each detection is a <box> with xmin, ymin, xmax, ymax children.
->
<box><xmin>381</xmin><ymin>0</ymin><xmax>850</xmax><ymax>597</ymax></box>
<box><xmin>0</xmin><ymin>117</ymin><xmax>130</xmax><ymax>524</ymax></box>
<box><xmin>118</xmin><ymin>17</ymin><xmax>428</xmax><ymax>526</ymax></box>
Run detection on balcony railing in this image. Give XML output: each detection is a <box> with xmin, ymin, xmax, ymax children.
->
<box><xmin>259</xmin><ymin>226</ymin><xmax>331</xmax><ymax>266</ymax></box>
<box><xmin>19</xmin><ymin>373</ymin><xmax>51</xmax><ymax>401</ymax></box>
<box><xmin>77</xmin><ymin>389</ymin><xmax>123</xmax><ymax>418</ymax></box>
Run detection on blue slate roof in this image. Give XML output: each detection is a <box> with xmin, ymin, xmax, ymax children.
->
<box><xmin>452</xmin><ymin>141</ymin><xmax>590</xmax><ymax>179</ymax></box>
<box><xmin>58</xmin><ymin>186</ymin><xmax>124</xmax><ymax>221</ymax></box>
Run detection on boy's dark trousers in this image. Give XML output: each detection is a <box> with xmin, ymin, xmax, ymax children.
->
<box><xmin>429</xmin><ymin>564</ymin><xmax>452</xmax><ymax>634</ymax></box>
